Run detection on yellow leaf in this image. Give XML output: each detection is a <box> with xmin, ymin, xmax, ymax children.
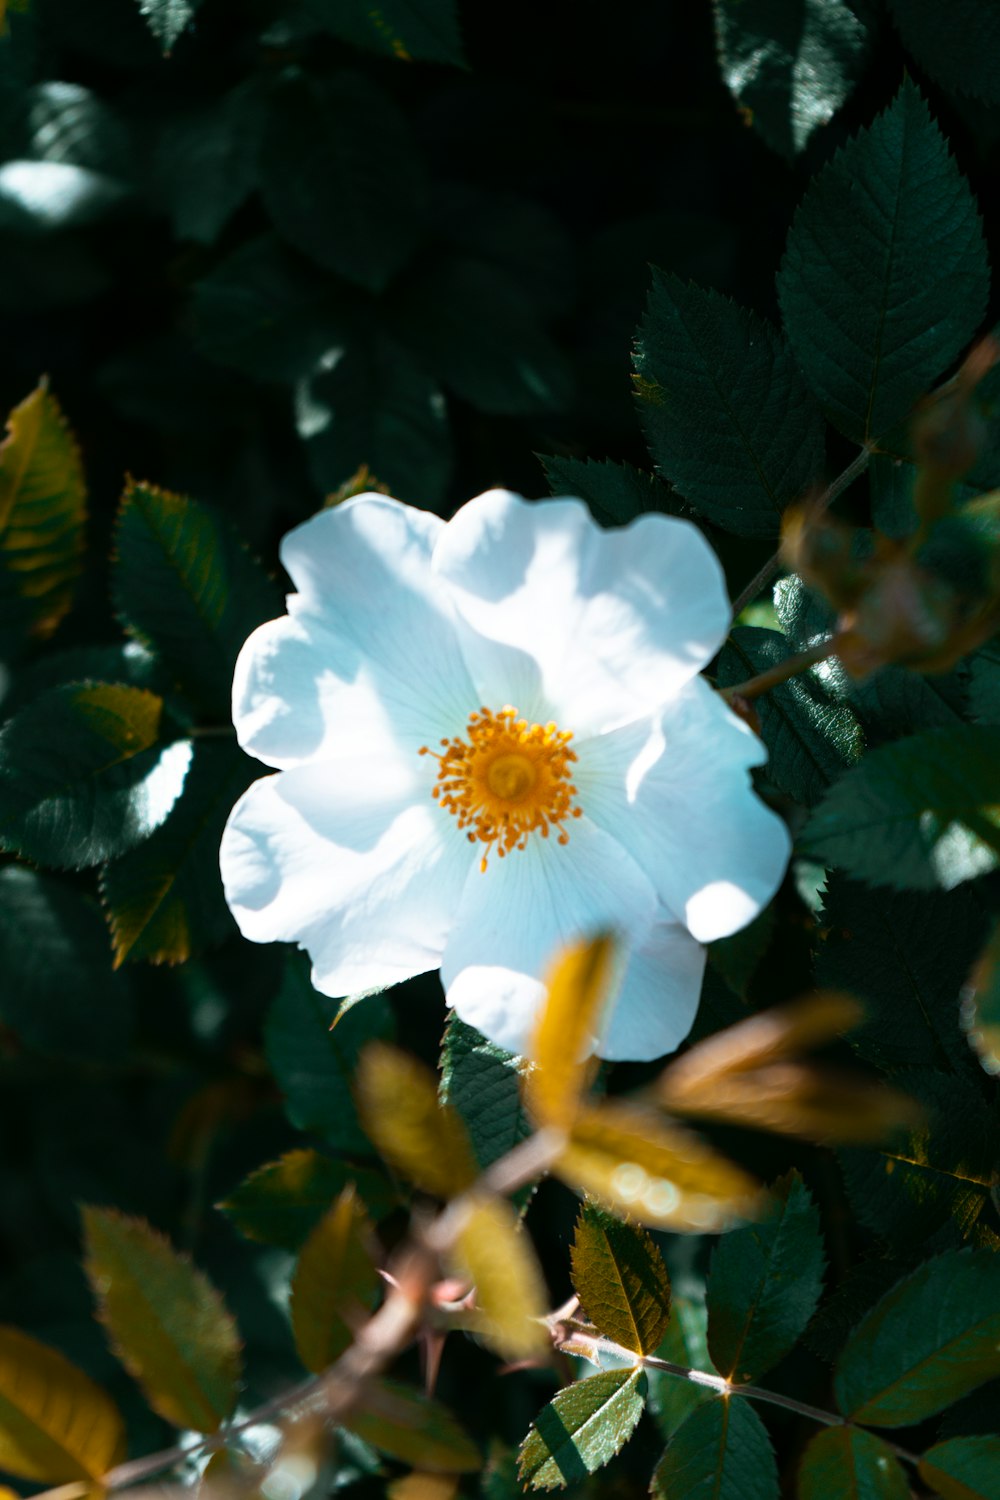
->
<box><xmin>290</xmin><ymin>1187</ymin><xmax>380</xmax><ymax>1373</ymax></box>
<box><xmin>386</xmin><ymin>1474</ymin><xmax>459</xmax><ymax>1500</ymax></box>
<box><xmin>555</xmin><ymin>1100</ymin><xmax>762</xmax><ymax>1233</ymax></box>
<box><xmin>526</xmin><ymin>934</ymin><xmax>616</xmax><ymax>1128</ymax></box>
<box><xmin>356</xmin><ymin>1044</ymin><xmax>477</xmax><ymax>1199</ymax></box>
<box><xmin>451</xmin><ymin>1194</ymin><xmax>549</xmax><ymax>1363</ymax></box>
<box><xmin>346</xmin><ymin>1380</ymin><xmax>481</xmax><ymax>1472</ymax></box>
<box><xmin>0</xmin><ymin>1326</ymin><xmax>125</xmax><ymax>1481</ymax></box>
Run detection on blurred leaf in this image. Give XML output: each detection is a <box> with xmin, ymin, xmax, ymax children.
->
<box><xmin>346</xmin><ymin>1381</ymin><xmax>480</xmax><ymax>1472</ymax></box>
<box><xmin>219</xmin><ymin>1150</ymin><xmax>396</xmax><ymax>1250</ymax></box>
<box><xmin>0</xmin><ymin>158</ymin><xmax>127</xmax><ymax>232</ymax></box>
<box><xmin>26</xmin><ymin>80</ymin><xmax>132</xmax><ymax>177</ymax></box>
<box><xmin>0</xmin><ymin>865</ymin><xmax>132</xmax><ymax>1061</ymax></box>
<box><xmin>135</xmin><ymin>0</ymin><xmax>201</xmax><ymax>52</ymax></box>
<box><xmin>112</xmin><ymin>480</ymin><xmax>281</xmax><ymax>716</ymax></box>
<box><xmin>646</xmin><ymin>1297</ymin><xmax>718</xmax><ymax>1440</ymax></box>
<box><xmin>650</xmin><ymin>1397</ymin><xmax>778</xmax><ymax>1500</ymax></box>
<box><xmin>888</xmin><ymin>0</ymin><xmax>1000</xmax><ymax>104</ymax></box>
<box><xmin>556</xmin><ymin>1100</ymin><xmax>761</xmax><ymax>1233</ymax></box>
<box><xmin>778</xmin><ymin>80</ymin><xmax>988</xmax><ymax>442</ymax></box>
<box><xmin>526</xmin><ymin>934</ymin><xmax>615</xmax><ymax>1129</ymax></box>
<box><xmin>290</xmin><ymin>1187</ymin><xmax>380</xmax><ymax>1373</ymax></box>
<box><xmin>802</xmin><ymin>726</ymin><xmax>1000</xmax><ymax>891</ymax></box>
<box><xmin>540</xmin><ymin>454</ymin><xmax>679</xmax><ymax>528</ymax></box>
<box><xmin>265</xmin><ymin>953</ymin><xmax>393</xmax><ymax>1155</ymax></box>
<box><xmin>387</xmin><ymin>1476</ymin><xmax>458</xmax><ymax>1500</ymax></box>
<box><xmin>356</xmin><ymin>1043</ymin><xmax>477</xmax><ymax>1199</ymax></box>
<box><xmin>518</xmin><ymin>1368</ymin><xmax>645</xmax><ymax>1490</ymax></box>
<box><xmin>962</xmin><ymin>920</ymin><xmax>1000</xmax><ymax>1076</ymax></box>
<box><xmin>259</xmin><ymin>71</ymin><xmax>425</xmax><ymax>293</ymax></box>
<box><xmin>304</xmin><ymin>0</ymin><xmax>465</xmax><ymax>65</ymax></box>
<box><xmin>0</xmin><ymin>381</ymin><xmax>86</xmax><ymax>656</ymax></box>
<box><xmin>439</xmin><ymin>1017</ymin><xmax>531</xmax><ymax>1175</ymax></box>
<box><xmin>570</xmin><ymin>1202</ymin><xmax>670</xmax><ymax>1356</ymax></box>
<box><xmin>969</xmin><ymin>641</ymin><xmax>1000</xmax><ymax>724</ymax></box>
<box><xmin>707</xmin><ymin>907</ymin><xmax>775</xmax><ymax>999</ymax></box>
<box><xmin>150</xmin><ymin>83</ymin><xmax>263</xmax><ymax>245</ymax></box>
<box><xmin>869</xmin><ymin>455</ymin><xmax>920</xmax><ymax>540</ymax></box>
<box><xmin>452</xmin><ymin>1194</ymin><xmax>549</xmax><ymax>1363</ymax></box>
<box><xmin>634</xmin><ymin>273</ymin><xmax>824</xmax><ymax>538</ymax></box>
<box><xmin>0</xmin><ymin>682</ymin><xmax>190</xmax><ymax>869</ymax></box>
<box><xmin>797</xmin><ymin>1426</ymin><xmax>910</xmax><ymax>1500</ymax></box>
<box><xmin>834</xmin><ymin>1248</ymin><xmax>1000</xmax><ymax>1426</ymax></box>
<box><xmin>432</xmin><ymin>183</ymin><xmax>572</xmax><ymax>317</ymax></box>
<box><xmin>0</xmin><ymin>1326</ymin><xmax>125</xmax><ymax>1481</ymax></box>
<box><xmin>82</xmin><ymin>1206</ymin><xmax>242</xmax><ymax>1433</ymax></box>
<box><xmin>919</xmin><ymin>1436</ymin><xmax>1000</xmax><ymax>1500</ymax></box>
<box><xmin>714</xmin><ymin>0</ymin><xmax>872</xmax><ymax>157</ymax></box>
<box><xmin>706</xmin><ymin>1171</ymin><xmax>825</xmax><ymax>1382</ymax></box>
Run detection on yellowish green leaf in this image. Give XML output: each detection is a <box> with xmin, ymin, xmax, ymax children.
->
<box><xmin>0</xmin><ymin>1326</ymin><xmax>125</xmax><ymax>1481</ymax></box>
<box><xmin>290</xmin><ymin>1187</ymin><xmax>380</xmax><ymax>1374</ymax></box>
<box><xmin>526</xmin><ymin>934</ymin><xmax>616</xmax><ymax>1128</ymax></box>
<box><xmin>518</xmin><ymin>1367</ymin><xmax>645</xmax><ymax>1490</ymax></box>
<box><xmin>451</xmin><ymin>1193</ymin><xmax>549</xmax><ymax>1363</ymax></box>
<box><xmin>570</xmin><ymin>1202</ymin><xmax>670</xmax><ymax>1356</ymax></box>
<box><xmin>82</xmin><ymin>1206</ymin><xmax>242</xmax><ymax>1433</ymax></box>
<box><xmin>356</xmin><ymin>1044</ymin><xmax>477</xmax><ymax>1199</ymax></box>
<box><xmin>345</xmin><ymin>1380</ymin><xmax>480</xmax><ymax>1472</ymax></box>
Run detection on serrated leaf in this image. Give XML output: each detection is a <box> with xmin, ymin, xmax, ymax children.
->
<box><xmin>707</xmin><ymin>1171</ymin><xmax>825</xmax><ymax>1382</ymax></box>
<box><xmin>650</xmin><ymin>1396</ymin><xmax>779</xmax><ymax>1500</ymax></box>
<box><xmin>439</xmin><ymin>1017</ymin><xmax>531</xmax><ymax>1176</ymax></box>
<box><xmin>570</xmin><ymin>1202</ymin><xmax>670</xmax><ymax>1356</ymax></box>
<box><xmin>556</xmin><ymin>1100</ymin><xmax>761</xmax><ymax>1233</ymax></box>
<box><xmin>82</xmin><ymin>1206</ymin><xmax>242</xmax><ymax>1433</ymax></box>
<box><xmin>803</xmin><ymin>726</ymin><xmax>1000</xmax><ymax>891</ymax></box>
<box><xmin>219</xmin><ymin>1150</ymin><xmax>396</xmax><ymax>1250</ymax></box>
<box><xmin>634</xmin><ymin>273</ymin><xmax>824</xmax><ymax>538</ymax></box>
<box><xmin>518</xmin><ymin>1368</ymin><xmax>645</xmax><ymax>1490</ymax></box>
<box><xmin>646</xmin><ymin>1297</ymin><xmax>718</xmax><ymax>1440</ymax></box>
<box><xmin>0</xmin><ymin>1326</ymin><xmax>125</xmax><ymax>1481</ymax></box>
<box><xmin>540</xmin><ymin>454</ymin><xmax>679</xmax><ymax>528</ymax></box>
<box><xmin>259</xmin><ymin>71</ymin><xmax>425</xmax><ymax>292</ymax></box>
<box><xmin>0</xmin><ymin>381</ymin><xmax>86</xmax><ymax>655</ymax></box>
<box><xmin>526</xmin><ymin>934</ymin><xmax>616</xmax><ymax>1129</ymax></box>
<box><xmin>356</xmin><ymin>1043</ymin><xmax>477</xmax><ymax>1199</ymax></box>
<box><xmin>834</xmin><ymin>1248</ymin><xmax>1000</xmax><ymax>1426</ymax></box>
<box><xmin>452</xmin><ymin>1193</ymin><xmax>548</xmax><ymax>1363</ymax></box>
<box><xmin>265</xmin><ymin>953</ymin><xmax>393</xmax><ymax>1156</ymax></box>
<box><xmin>919</xmin><ymin>1436</ymin><xmax>1000</xmax><ymax>1500</ymax></box>
<box><xmin>345</xmin><ymin>1380</ymin><xmax>480</xmax><ymax>1472</ymax></box>
<box><xmin>136</xmin><ymin>0</ymin><xmax>201</xmax><ymax>51</ymax></box>
<box><xmin>290</xmin><ymin>1187</ymin><xmax>380</xmax><ymax>1373</ymax></box>
<box><xmin>798</xmin><ymin>1426</ymin><xmax>910</xmax><ymax>1500</ymax></box>
<box><xmin>112</xmin><ymin>480</ymin><xmax>281</xmax><ymax>715</ymax></box>
<box><xmin>0</xmin><ymin>682</ymin><xmax>190</xmax><ymax>869</ymax></box>
<box><xmin>888</xmin><ymin>0</ymin><xmax>1000</xmax><ymax>105</ymax></box>
<box><xmin>962</xmin><ymin>920</ymin><xmax>1000</xmax><ymax>1076</ymax></box>
<box><xmin>714</xmin><ymin>0</ymin><xmax>872</xmax><ymax>157</ymax></box>
<box><xmin>778</xmin><ymin>80</ymin><xmax>988</xmax><ymax>442</ymax></box>
<box><xmin>304</xmin><ymin>0</ymin><xmax>465</xmax><ymax>65</ymax></box>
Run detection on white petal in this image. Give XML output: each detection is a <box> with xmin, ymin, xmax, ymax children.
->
<box><xmin>597</xmin><ymin>918</ymin><xmax>706</xmax><ymax>1062</ymax></box>
<box><xmin>432</xmin><ymin>489</ymin><xmax>730</xmax><ymax>735</ymax></box>
<box><xmin>234</xmin><ymin>495</ymin><xmax>477</xmax><ymax>769</ymax></box>
<box><xmin>220</xmin><ymin>757</ymin><xmax>472</xmax><ymax>995</ymax></box>
<box><xmin>441</xmin><ymin>817</ymin><xmax>658</xmax><ymax>1055</ymax></box>
<box><xmin>576</xmin><ymin>677</ymin><xmax>791</xmax><ymax>943</ymax></box>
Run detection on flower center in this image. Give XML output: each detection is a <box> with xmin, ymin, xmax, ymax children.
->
<box><xmin>420</xmin><ymin>706</ymin><xmax>583</xmax><ymax>872</ymax></box>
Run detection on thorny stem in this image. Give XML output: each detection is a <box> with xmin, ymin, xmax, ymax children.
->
<box><xmin>720</xmin><ymin>633</ymin><xmax>843</xmax><ymax>703</ymax></box>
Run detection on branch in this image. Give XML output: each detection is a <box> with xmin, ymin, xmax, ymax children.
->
<box><xmin>720</xmin><ymin>633</ymin><xmax>843</xmax><ymax>703</ymax></box>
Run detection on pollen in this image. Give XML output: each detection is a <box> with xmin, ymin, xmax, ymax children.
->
<box><xmin>420</xmin><ymin>706</ymin><xmax>583</xmax><ymax>872</ymax></box>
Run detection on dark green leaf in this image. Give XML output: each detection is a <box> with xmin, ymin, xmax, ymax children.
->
<box><xmin>150</xmin><ymin>84</ymin><xmax>263</xmax><ymax>245</ymax></box>
<box><xmin>869</xmin><ymin>454</ymin><xmax>920</xmax><ymax>539</ymax></box>
<box><xmin>968</xmin><ymin>641</ymin><xmax>1000</xmax><ymax>725</ymax></box>
<box><xmin>135</xmin><ymin>0</ymin><xmax>201</xmax><ymax>52</ymax></box>
<box><xmin>646</xmin><ymin>1297</ymin><xmax>718</xmax><ymax>1440</ymax></box>
<box><xmin>802</xmin><ymin>726</ymin><xmax>1000</xmax><ymax>891</ymax></box>
<box><xmin>650</xmin><ymin>1397</ymin><xmax>779</xmax><ymax>1500</ymax></box>
<box><xmin>570</xmin><ymin>1203</ymin><xmax>670</xmax><ymax>1356</ymax></box>
<box><xmin>432</xmin><ymin>183</ymin><xmax>573</xmax><ymax>316</ymax></box>
<box><xmin>707</xmin><ymin>1171</ymin><xmax>825</xmax><ymax>1382</ymax></box>
<box><xmin>834</xmin><ymin>1248</ymin><xmax>1000</xmax><ymax>1426</ymax></box>
<box><xmin>804</xmin><ymin>1258</ymin><xmax>906</xmax><ymax>1364</ymax></box>
<box><xmin>259</xmin><ymin>71</ymin><xmax>426</xmax><ymax>292</ymax></box>
<box><xmin>518</xmin><ymin>1368</ymin><xmax>646</xmax><ymax>1490</ymax></box>
<box><xmin>888</xmin><ymin>0</ymin><xmax>1000</xmax><ymax>104</ymax></box>
<box><xmin>304</xmin><ymin>0</ymin><xmax>465</xmax><ymax>66</ymax></box>
<box><xmin>635</xmin><ymin>273</ymin><xmax>824</xmax><ymax>537</ymax></box>
<box><xmin>0</xmin><ymin>682</ymin><xmax>189</xmax><ymax>869</ymax></box>
<box><xmin>439</xmin><ymin>1016</ymin><xmax>531</xmax><ymax>1175</ymax></box>
<box><xmin>798</xmin><ymin>1426</ymin><xmax>910</xmax><ymax>1500</ymax></box>
<box><xmin>540</xmin><ymin>454</ymin><xmax>680</xmax><ymax>528</ymax></box>
<box><xmin>778</xmin><ymin>80</ymin><xmax>988</xmax><ymax>441</ymax></box>
<box><xmin>919</xmin><ymin>1436</ymin><xmax>1000</xmax><ymax>1500</ymax></box>
<box><xmin>962</xmin><ymin>920</ymin><xmax>1000</xmax><ymax>1077</ymax></box>
<box><xmin>346</xmin><ymin>1380</ymin><xmax>480</xmax><ymax>1471</ymax></box>
<box><xmin>218</xmin><ymin>1149</ymin><xmax>397</xmax><ymax>1249</ymax></box>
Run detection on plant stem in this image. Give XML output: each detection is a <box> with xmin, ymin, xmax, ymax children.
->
<box><xmin>720</xmin><ymin>634</ymin><xmax>842</xmax><ymax>703</ymax></box>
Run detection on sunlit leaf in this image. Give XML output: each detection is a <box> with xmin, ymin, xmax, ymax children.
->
<box><xmin>962</xmin><ymin>920</ymin><xmax>1000</xmax><ymax>1076</ymax></box>
<box><xmin>345</xmin><ymin>1381</ymin><xmax>480</xmax><ymax>1472</ymax></box>
<box><xmin>570</xmin><ymin>1202</ymin><xmax>670</xmax><ymax>1356</ymax></box>
<box><xmin>518</xmin><ymin>1368</ymin><xmax>645</xmax><ymax>1490</ymax></box>
<box><xmin>797</xmin><ymin>1426</ymin><xmax>910</xmax><ymax>1500</ymax></box>
<box><xmin>290</xmin><ymin>1187</ymin><xmax>380</xmax><ymax>1374</ymax></box>
<box><xmin>526</xmin><ymin>934</ymin><xmax>615</xmax><ymax>1129</ymax></box>
<box><xmin>82</xmin><ymin>1206</ymin><xmax>242</xmax><ymax>1432</ymax></box>
<box><xmin>356</xmin><ymin>1044</ymin><xmax>477</xmax><ymax>1200</ymax></box>
<box><xmin>0</xmin><ymin>1326</ymin><xmax>124</xmax><ymax>1481</ymax></box>
<box><xmin>451</xmin><ymin>1193</ymin><xmax>548</xmax><ymax>1363</ymax></box>
<box><xmin>919</xmin><ymin>1436</ymin><xmax>1000</xmax><ymax>1500</ymax></box>
<box><xmin>219</xmin><ymin>1149</ymin><xmax>396</xmax><ymax>1250</ymax></box>
<box><xmin>135</xmin><ymin>0</ymin><xmax>202</xmax><ymax>53</ymax></box>
<box><xmin>439</xmin><ymin>1017</ymin><xmax>531</xmax><ymax>1175</ymax></box>
<box><xmin>650</xmin><ymin>1395</ymin><xmax>778</xmax><ymax>1500</ymax></box>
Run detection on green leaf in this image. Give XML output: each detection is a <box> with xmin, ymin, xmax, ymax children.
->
<box><xmin>869</xmin><ymin>454</ymin><xmax>920</xmax><ymax>539</ymax></box>
<box><xmin>518</xmin><ymin>1368</ymin><xmax>646</xmax><ymax>1490</ymax></box>
<box><xmin>778</xmin><ymin>80</ymin><xmax>989</xmax><ymax>442</ymax></box>
<box><xmin>439</xmin><ymin>1016</ymin><xmax>531</xmax><ymax>1175</ymax></box>
<box><xmin>218</xmin><ymin>1149</ymin><xmax>397</xmax><ymax>1249</ymax></box>
<box><xmin>304</xmin><ymin>0</ymin><xmax>465</xmax><ymax>65</ymax></box>
<box><xmin>569</xmin><ymin>1203</ymin><xmax>670</xmax><ymax>1356</ymax></box>
<box><xmin>646</xmin><ymin>1297</ymin><xmax>718</xmax><ymax>1440</ymax></box>
<box><xmin>135</xmin><ymin>0</ymin><xmax>201</xmax><ymax>52</ymax></box>
<box><xmin>717</xmin><ymin>627</ymin><xmax>864</xmax><ymax>804</ymax></box>
<box><xmin>797</xmin><ymin>1426</ymin><xmax>910</xmax><ymax>1500</ymax></box>
<box><xmin>297</xmin><ymin>336</ymin><xmax>451</xmax><ymax>508</ymax></box>
<box><xmin>100</xmin><ymin>740</ymin><xmax>255</xmax><ymax>965</ymax></box>
<box><xmin>919</xmin><ymin>1436</ymin><xmax>1000</xmax><ymax>1500</ymax></box>
<box><xmin>714</xmin><ymin>0</ymin><xmax>872</xmax><ymax>157</ymax></box>
<box><xmin>290</xmin><ymin>1187</ymin><xmax>380</xmax><ymax>1373</ymax></box>
<box><xmin>834</xmin><ymin>1248</ymin><xmax>1000</xmax><ymax>1426</ymax></box>
<box><xmin>0</xmin><ymin>682</ymin><xmax>190</xmax><ymax>869</ymax></box>
<box><xmin>113</xmin><ymin>480</ymin><xmax>281</xmax><ymax>716</ymax></box>
<box><xmin>888</xmin><ymin>0</ymin><xmax>1000</xmax><ymax>104</ymax></box>
<box><xmin>963</xmin><ymin>920</ymin><xmax>1000</xmax><ymax>1077</ymax></box>
<box><xmin>150</xmin><ymin>83</ymin><xmax>263</xmax><ymax>245</ymax></box>
<box><xmin>259</xmin><ymin>71</ymin><xmax>426</xmax><ymax>292</ymax></box>
<box><xmin>345</xmin><ymin>1380</ymin><xmax>481</xmax><ymax>1472</ymax></box>
<box><xmin>540</xmin><ymin>454</ymin><xmax>680</xmax><ymax>528</ymax></box>
<box><xmin>0</xmin><ymin>865</ymin><xmax>132</xmax><ymax>1061</ymax></box>
<box><xmin>264</xmin><ymin>952</ymin><xmax>393</xmax><ymax>1155</ymax></box>
<box><xmin>650</xmin><ymin>1396</ymin><xmax>779</xmax><ymax>1500</ymax></box>
<box><xmin>802</xmin><ymin>726</ymin><xmax>1000</xmax><ymax>891</ymax></box>
<box><xmin>82</xmin><ymin>1206</ymin><xmax>242</xmax><ymax>1433</ymax></box>
<box><xmin>968</xmin><ymin>641</ymin><xmax>1000</xmax><ymax>725</ymax></box>
<box><xmin>0</xmin><ymin>1326</ymin><xmax>125</xmax><ymax>1481</ymax></box>
<box><xmin>707</xmin><ymin>1171</ymin><xmax>825</xmax><ymax>1382</ymax></box>
<box><xmin>634</xmin><ymin>273</ymin><xmax>824</xmax><ymax>538</ymax></box>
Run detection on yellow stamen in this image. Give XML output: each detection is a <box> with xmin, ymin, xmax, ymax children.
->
<box><xmin>420</xmin><ymin>706</ymin><xmax>583</xmax><ymax>872</ymax></box>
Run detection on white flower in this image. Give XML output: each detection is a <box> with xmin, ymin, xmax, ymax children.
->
<box><xmin>220</xmin><ymin>489</ymin><xmax>790</xmax><ymax>1061</ymax></box>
